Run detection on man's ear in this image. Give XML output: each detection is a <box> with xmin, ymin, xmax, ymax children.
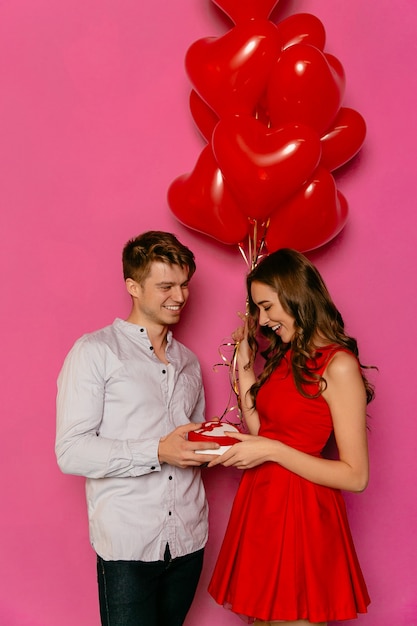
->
<box><xmin>125</xmin><ymin>278</ymin><xmax>139</xmax><ymax>298</ymax></box>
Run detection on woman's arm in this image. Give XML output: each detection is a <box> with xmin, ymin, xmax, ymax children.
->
<box><xmin>210</xmin><ymin>351</ymin><xmax>369</xmax><ymax>493</ymax></box>
<box><xmin>233</xmin><ymin>324</ymin><xmax>260</xmax><ymax>435</ymax></box>
<box><xmin>320</xmin><ymin>350</ymin><xmax>369</xmax><ymax>491</ymax></box>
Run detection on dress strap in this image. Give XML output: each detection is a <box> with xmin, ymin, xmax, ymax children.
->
<box><xmin>314</xmin><ymin>345</ymin><xmax>349</xmax><ymax>376</ymax></box>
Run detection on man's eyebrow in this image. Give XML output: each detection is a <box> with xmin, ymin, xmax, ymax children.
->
<box><xmin>155</xmin><ymin>280</ymin><xmax>189</xmax><ymax>287</ymax></box>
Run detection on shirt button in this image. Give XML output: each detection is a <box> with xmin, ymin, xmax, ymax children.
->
<box><xmin>150</xmin><ymin>346</ymin><xmax>154</xmax><ymax>351</ymax></box>
<box><xmin>151</xmin><ymin>466</ymin><xmax>155</xmax><ymax>470</ymax></box>
<box><xmin>168</xmin><ymin>511</ymin><xmax>172</xmax><ymax>516</ymax></box>
<box><xmin>169</xmin><ymin>475</ymin><xmax>172</xmax><ymax>480</ymax></box>
<box><xmin>162</xmin><ymin>369</ymin><xmax>166</xmax><ymax>374</ymax></box>
<box><xmin>140</xmin><ymin>328</ymin><xmax>144</xmax><ymax>332</ymax></box>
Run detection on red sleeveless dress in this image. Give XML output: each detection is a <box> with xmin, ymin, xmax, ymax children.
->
<box><xmin>208</xmin><ymin>346</ymin><xmax>370</xmax><ymax>623</ymax></box>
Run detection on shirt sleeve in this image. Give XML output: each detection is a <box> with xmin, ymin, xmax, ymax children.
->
<box><xmin>55</xmin><ymin>337</ymin><xmax>161</xmax><ymax>479</ymax></box>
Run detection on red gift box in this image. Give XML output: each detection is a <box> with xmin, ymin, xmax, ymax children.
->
<box><xmin>188</xmin><ymin>421</ymin><xmax>240</xmax><ymax>454</ymax></box>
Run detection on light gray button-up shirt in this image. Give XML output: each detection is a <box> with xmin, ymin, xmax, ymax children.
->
<box><xmin>56</xmin><ymin>318</ymin><xmax>208</xmax><ymax>561</ymax></box>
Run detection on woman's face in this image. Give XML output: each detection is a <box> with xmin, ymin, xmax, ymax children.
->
<box><xmin>251</xmin><ymin>281</ymin><xmax>296</xmax><ymax>344</ymax></box>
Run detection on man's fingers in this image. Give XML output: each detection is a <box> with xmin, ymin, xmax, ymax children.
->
<box><xmin>178</xmin><ymin>422</ymin><xmax>206</xmax><ymax>434</ymax></box>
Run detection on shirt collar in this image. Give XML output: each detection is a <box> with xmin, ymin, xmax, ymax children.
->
<box><xmin>113</xmin><ymin>318</ymin><xmax>173</xmax><ymax>346</ymax></box>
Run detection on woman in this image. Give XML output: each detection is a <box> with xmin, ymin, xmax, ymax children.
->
<box><xmin>208</xmin><ymin>248</ymin><xmax>374</xmax><ymax>625</ymax></box>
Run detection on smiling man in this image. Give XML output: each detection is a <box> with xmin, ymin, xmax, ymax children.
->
<box><xmin>56</xmin><ymin>231</ymin><xmax>219</xmax><ymax>626</ymax></box>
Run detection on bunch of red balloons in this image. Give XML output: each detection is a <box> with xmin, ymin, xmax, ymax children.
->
<box><xmin>168</xmin><ymin>0</ymin><xmax>366</xmax><ymax>256</ymax></box>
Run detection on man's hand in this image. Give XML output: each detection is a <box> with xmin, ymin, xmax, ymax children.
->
<box><xmin>158</xmin><ymin>423</ymin><xmax>220</xmax><ymax>468</ymax></box>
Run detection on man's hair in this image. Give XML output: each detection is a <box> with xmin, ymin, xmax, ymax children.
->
<box><xmin>122</xmin><ymin>231</ymin><xmax>196</xmax><ymax>283</ymax></box>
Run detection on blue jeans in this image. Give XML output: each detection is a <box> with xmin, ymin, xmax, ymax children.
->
<box><xmin>97</xmin><ymin>544</ymin><xmax>204</xmax><ymax>626</ymax></box>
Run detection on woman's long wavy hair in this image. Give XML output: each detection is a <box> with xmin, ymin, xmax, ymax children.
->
<box><xmin>246</xmin><ymin>248</ymin><xmax>375</xmax><ymax>406</ymax></box>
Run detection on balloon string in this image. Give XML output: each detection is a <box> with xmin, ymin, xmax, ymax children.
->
<box><xmin>237</xmin><ymin>242</ymin><xmax>250</xmax><ymax>267</ymax></box>
<box><xmin>238</xmin><ymin>217</ymin><xmax>270</xmax><ymax>269</ymax></box>
<box><xmin>252</xmin><ymin>217</ymin><xmax>270</xmax><ymax>268</ymax></box>
<box><xmin>213</xmin><ymin>340</ymin><xmax>243</xmax><ymax>426</ymax></box>
<box><xmin>239</xmin><ymin>217</ymin><xmax>270</xmax><ymax>270</ymax></box>
<box><xmin>214</xmin><ymin>218</ymin><xmax>270</xmax><ymax>428</ymax></box>
<box><xmin>250</xmin><ymin>218</ymin><xmax>257</xmax><ymax>268</ymax></box>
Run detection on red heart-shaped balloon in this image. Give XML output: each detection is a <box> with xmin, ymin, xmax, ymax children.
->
<box><xmin>267</xmin><ymin>43</ymin><xmax>344</xmax><ymax>135</ymax></box>
<box><xmin>324</xmin><ymin>52</ymin><xmax>346</xmax><ymax>101</ymax></box>
<box><xmin>167</xmin><ymin>146</ymin><xmax>249</xmax><ymax>246</ymax></box>
<box><xmin>265</xmin><ymin>166</ymin><xmax>348</xmax><ymax>252</ymax></box>
<box><xmin>189</xmin><ymin>90</ymin><xmax>219</xmax><ymax>143</ymax></box>
<box><xmin>320</xmin><ymin>107</ymin><xmax>366</xmax><ymax>171</ymax></box>
<box><xmin>210</xmin><ymin>0</ymin><xmax>279</xmax><ymax>24</ymax></box>
<box><xmin>185</xmin><ymin>20</ymin><xmax>280</xmax><ymax>118</ymax></box>
<box><xmin>212</xmin><ymin>115</ymin><xmax>322</xmax><ymax>220</ymax></box>
<box><xmin>275</xmin><ymin>13</ymin><xmax>326</xmax><ymax>51</ymax></box>
<box><xmin>336</xmin><ymin>189</ymin><xmax>348</xmax><ymax>222</ymax></box>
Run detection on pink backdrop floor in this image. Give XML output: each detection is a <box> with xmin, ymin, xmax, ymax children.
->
<box><xmin>1</xmin><ymin>1</ymin><xmax>416</xmax><ymax>624</ymax></box>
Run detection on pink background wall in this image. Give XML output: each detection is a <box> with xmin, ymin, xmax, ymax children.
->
<box><xmin>1</xmin><ymin>0</ymin><xmax>416</xmax><ymax>624</ymax></box>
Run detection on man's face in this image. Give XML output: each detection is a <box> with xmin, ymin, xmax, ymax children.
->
<box><xmin>133</xmin><ymin>261</ymin><xmax>190</xmax><ymax>328</ymax></box>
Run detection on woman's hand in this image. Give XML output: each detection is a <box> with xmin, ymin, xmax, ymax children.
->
<box><xmin>207</xmin><ymin>431</ymin><xmax>275</xmax><ymax>469</ymax></box>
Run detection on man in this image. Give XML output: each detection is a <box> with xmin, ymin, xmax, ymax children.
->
<box><xmin>56</xmin><ymin>231</ymin><xmax>219</xmax><ymax>626</ymax></box>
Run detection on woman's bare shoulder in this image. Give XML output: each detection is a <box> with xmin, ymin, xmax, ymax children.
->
<box><xmin>325</xmin><ymin>349</ymin><xmax>359</xmax><ymax>379</ymax></box>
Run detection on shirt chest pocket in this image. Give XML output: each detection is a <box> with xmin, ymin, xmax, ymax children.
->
<box><xmin>177</xmin><ymin>373</ymin><xmax>202</xmax><ymax>418</ymax></box>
